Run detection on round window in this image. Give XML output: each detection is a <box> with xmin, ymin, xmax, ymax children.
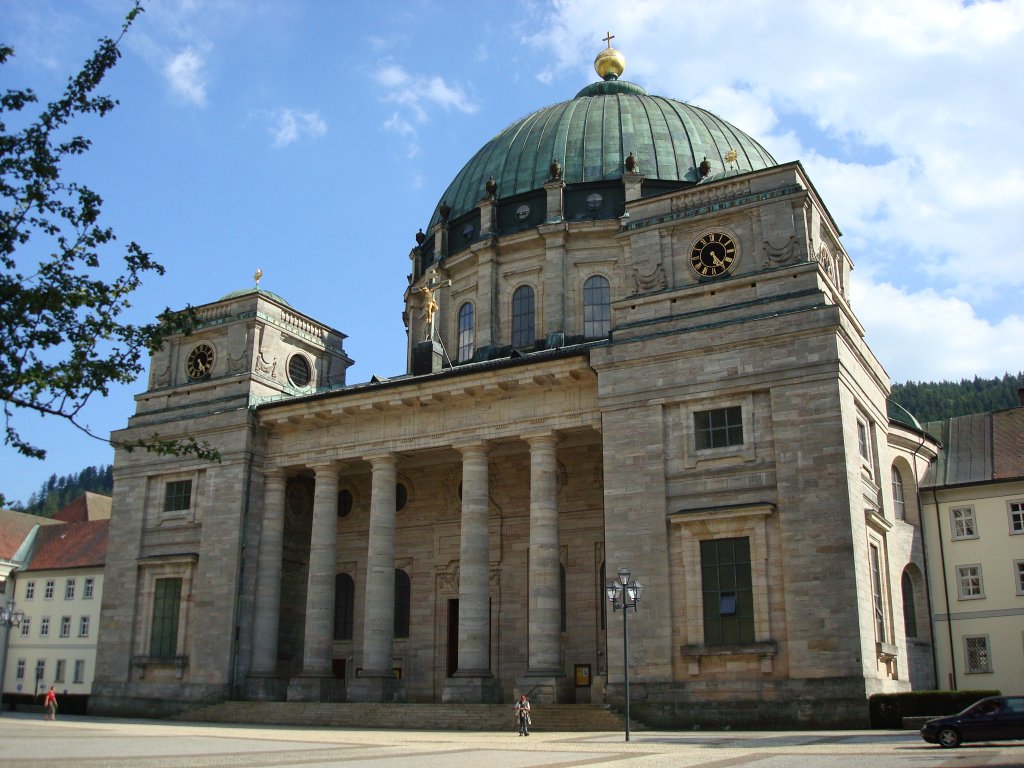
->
<box><xmin>186</xmin><ymin>343</ymin><xmax>215</xmax><ymax>380</ymax></box>
<box><xmin>288</xmin><ymin>355</ymin><xmax>311</xmax><ymax>387</ymax></box>
<box><xmin>516</xmin><ymin>204</ymin><xmax>531</xmax><ymax>222</ymax></box>
<box><xmin>462</xmin><ymin>223</ymin><xmax>475</xmax><ymax>241</ymax></box>
<box><xmin>585</xmin><ymin>193</ymin><xmax>603</xmax><ymax>211</ymax></box>
<box><xmin>337</xmin><ymin>489</ymin><xmax>353</xmax><ymax>519</ymax></box>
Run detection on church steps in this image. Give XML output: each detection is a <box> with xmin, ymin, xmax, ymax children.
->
<box><xmin>171</xmin><ymin>702</ymin><xmax>637</xmax><ymax>732</ymax></box>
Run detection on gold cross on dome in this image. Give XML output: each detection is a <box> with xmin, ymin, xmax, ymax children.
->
<box><xmin>603</xmin><ymin>31</ymin><xmax>615</xmax><ymax>48</ymax></box>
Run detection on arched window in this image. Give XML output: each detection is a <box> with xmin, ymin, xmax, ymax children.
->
<box><xmin>394</xmin><ymin>569</ymin><xmax>411</xmax><ymax>639</ymax></box>
<box><xmin>457</xmin><ymin>302</ymin><xmax>474</xmax><ymax>361</ymax></box>
<box><xmin>901</xmin><ymin>571</ymin><xmax>917</xmax><ymax>638</ymax></box>
<box><xmin>334</xmin><ymin>573</ymin><xmax>355</xmax><ymax>641</ymax></box>
<box><xmin>583</xmin><ymin>275</ymin><xmax>611</xmax><ymax>338</ymax></box>
<box><xmin>511</xmin><ymin>285</ymin><xmax>535</xmax><ymax>349</ymax></box>
<box><xmin>891</xmin><ymin>466</ymin><xmax>906</xmax><ymax>520</ymax></box>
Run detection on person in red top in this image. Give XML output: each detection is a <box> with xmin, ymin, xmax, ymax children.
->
<box><xmin>43</xmin><ymin>686</ymin><xmax>57</xmax><ymax>721</ymax></box>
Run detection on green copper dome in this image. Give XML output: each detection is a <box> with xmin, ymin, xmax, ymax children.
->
<box><xmin>218</xmin><ymin>287</ymin><xmax>293</xmax><ymax>308</ymax></box>
<box><xmin>426</xmin><ymin>78</ymin><xmax>777</xmax><ymax>232</ymax></box>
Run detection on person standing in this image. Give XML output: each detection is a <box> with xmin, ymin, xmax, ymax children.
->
<box><xmin>513</xmin><ymin>694</ymin><xmax>531</xmax><ymax>736</ymax></box>
<box><xmin>43</xmin><ymin>686</ymin><xmax>57</xmax><ymax>721</ymax></box>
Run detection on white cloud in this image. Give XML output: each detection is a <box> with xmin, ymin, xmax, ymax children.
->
<box><xmin>163</xmin><ymin>47</ymin><xmax>207</xmax><ymax>106</ymax></box>
<box><xmin>268</xmin><ymin>109</ymin><xmax>327</xmax><ymax>148</ymax></box>
<box><xmin>383</xmin><ymin>112</ymin><xmax>419</xmax><ymax>158</ymax></box>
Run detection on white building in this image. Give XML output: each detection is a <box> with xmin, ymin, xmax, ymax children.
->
<box><xmin>922</xmin><ymin>398</ymin><xmax>1024</xmax><ymax>694</ymax></box>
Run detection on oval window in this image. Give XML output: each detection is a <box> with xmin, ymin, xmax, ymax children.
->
<box><xmin>288</xmin><ymin>355</ymin><xmax>311</xmax><ymax>387</ymax></box>
<box><xmin>586</xmin><ymin>193</ymin><xmax>603</xmax><ymax>211</ymax></box>
<box><xmin>516</xmin><ymin>204</ymin><xmax>531</xmax><ymax>222</ymax></box>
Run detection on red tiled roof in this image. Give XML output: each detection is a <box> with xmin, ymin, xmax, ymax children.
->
<box><xmin>0</xmin><ymin>510</ymin><xmax>62</xmax><ymax>561</ymax></box>
<box><xmin>53</xmin><ymin>492</ymin><xmax>112</xmax><ymax>523</ymax></box>
<box><xmin>993</xmin><ymin>406</ymin><xmax>1024</xmax><ymax>480</ymax></box>
<box><xmin>24</xmin><ymin>519</ymin><xmax>109</xmax><ymax>570</ymax></box>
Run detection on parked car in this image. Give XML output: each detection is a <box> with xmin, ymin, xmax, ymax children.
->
<box><xmin>920</xmin><ymin>695</ymin><xmax>1024</xmax><ymax>748</ymax></box>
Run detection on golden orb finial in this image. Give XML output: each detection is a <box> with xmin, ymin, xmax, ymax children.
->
<box><xmin>594</xmin><ymin>31</ymin><xmax>625</xmax><ymax>81</ymax></box>
<box><xmin>254</xmin><ymin>268</ymin><xmax>263</xmax><ymax>288</ymax></box>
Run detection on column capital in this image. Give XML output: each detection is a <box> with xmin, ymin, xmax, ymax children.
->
<box><xmin>366</xmin><ymin>453</ymin><xmax>398</xmax><ymax>469</ymax></box>
<box><xmin>455</xmin><ymin>440</ymin><xmax>490</xmax><ymax>458</ymax></box>
<box><xmin>309</xmin><ymin>460</ymin><xmax>339</xmax><ymax>475</ymax></box>
<box><xmin>523</xmin><ymin>431</ymin><xmax>560</xmax><ymax>449</ymax></box>
<box><xmin>263</xmin><ymin>467</ymin><xmax>288</xmax><ymax>484</ymax></box>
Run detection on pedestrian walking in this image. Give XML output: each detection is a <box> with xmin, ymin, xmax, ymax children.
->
<box><xmin>513</xmin><ymin>693</ymin><xmax>531</xmax><ymax>736</ymax></box>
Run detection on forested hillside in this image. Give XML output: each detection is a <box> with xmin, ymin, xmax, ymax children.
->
<box><xmin>890</xmin><ymin>372</ymin><xmax>1024</xmax><ymax>424</ymax></box>
<box><xmin>5</xmin><ymin>464</ymin><xmax>113</xmax><ymax>517</ymax></box>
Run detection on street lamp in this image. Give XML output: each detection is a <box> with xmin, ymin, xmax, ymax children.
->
<box><xmin>606</xmin><ymin>567</ymin><xmax>643</xmax><ymax>742</ymax></box>
<box><xmin>0</xmin><ymin>601</ymin><xmax>25</xmax><ymax>717</ymax></box>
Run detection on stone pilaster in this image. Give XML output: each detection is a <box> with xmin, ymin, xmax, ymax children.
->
<box><xmin>348</xmin><ymin>454</ymin><xmax>403</xmax><ymax>702</ymax></box>
<box><xmin>521</xmin><ymin>432</ymin><xmax>563</xmax><ymax>701</ymax></box>
<box><xmin>288</xmin><ymin>462</ymin><xmax>343</xmax><ymax>702</ymax></box>
<box><xmin>247</xmin><ymin>469</ymin><xmax>287</xmax><ymax>697</ymax></box>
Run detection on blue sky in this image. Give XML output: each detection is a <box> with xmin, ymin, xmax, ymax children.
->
<box><xmin>3</xmin><ymin>0</ymin><xmax>1023</xmax><ymax>506</ymax></box>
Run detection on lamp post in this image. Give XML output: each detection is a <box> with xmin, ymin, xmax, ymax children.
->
<box><xmin>606</xmin><ymin>567</ymin><xmax>643</xmax><ymax>742</ymax></box>
<box><xmin>0</xmin><ymin>601</ymin><xmax>26</xmax><ymax>717</ymax></box>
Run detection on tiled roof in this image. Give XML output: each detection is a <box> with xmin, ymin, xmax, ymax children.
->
<box><xmin>53</xmin><ymin>492</ymin><xmax>112</xmax><ymax>523</ymax></box>
<box><xmin>993</xmin><ymin>406</ymin><xmax>1024</xmax><ymax>480</ymax></box>
<box><xmin>0</xmin><ymin>510</ymin><xmax>62</xmax><ymax>561</ymax></box>
<box><xmin>24</xmin><ymin>519</ymin><xmax>109</xmax><ymax>570</ymax></box>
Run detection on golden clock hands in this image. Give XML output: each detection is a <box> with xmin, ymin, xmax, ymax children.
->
<box><xmin>711</xmin><ymin>253</ymin><xmax>725</xmax><ymax>268</ymax></box>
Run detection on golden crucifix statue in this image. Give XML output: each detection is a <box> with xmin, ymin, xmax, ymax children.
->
<box><xmin>419</xmin><ymin>272</ymin><xmax>451</xmax><ymax>341</ymax></box>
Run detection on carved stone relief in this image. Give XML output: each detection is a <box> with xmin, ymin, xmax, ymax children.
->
<box><xmin>762</xmin><ymin>235</ymin><xmax>797</xmax><ymax>268</ymax></box>
<box><xmin>632</xmin><ymin>263</ymin><xmax>667</xmax><ymax>294</ymax></box>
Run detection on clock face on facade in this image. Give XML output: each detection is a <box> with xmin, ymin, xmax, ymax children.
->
<box><xmin>690</xmin><ymin>232</ymin><xmax>737</xmax><ymax>277</ymax></box>
<box><xmin>186</xmin><ymin>343</ymin><xmax>215</xmax><ymax>380</ymax></box>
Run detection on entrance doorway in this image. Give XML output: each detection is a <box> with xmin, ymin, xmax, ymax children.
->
<box><xmin>447</xmin><ymin>599</ymin><xmax>459</xmax><ymax>677</ymax></box>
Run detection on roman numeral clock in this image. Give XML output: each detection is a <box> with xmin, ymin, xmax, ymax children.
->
<box><xmin>690</xmin><ymin>232</ymin><xmax>737</xmax><ymax>278</ymax></box>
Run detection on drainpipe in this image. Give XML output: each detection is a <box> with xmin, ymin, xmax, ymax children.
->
<box><xmin>931</xmin><ymin>488</ymin><xmax>956</xmax><ymax>690</ymax></box>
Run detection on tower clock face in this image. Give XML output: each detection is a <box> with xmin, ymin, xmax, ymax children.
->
<box><xmin>186</xmin><ymin>343</ymin><xmax>215</xmax><ymax>380</ymax></box>
<box><xmin>690</xmin><ymin>232</ymin><xmax>737</xmax><ymax>277</ymax></box>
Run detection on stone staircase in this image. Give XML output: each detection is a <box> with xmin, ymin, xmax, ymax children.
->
<box><xmin>172</xmin><ymin>701</ymin><xmax>637</xmax><ymax>732</ymax></box>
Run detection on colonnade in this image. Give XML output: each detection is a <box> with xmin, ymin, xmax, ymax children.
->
<box><xmin>249</xmin><ymin>432</ymin><xmax>564</xmax><ymax>703</ymax></box>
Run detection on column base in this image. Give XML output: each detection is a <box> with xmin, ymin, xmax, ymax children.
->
<box><xmin>346</xmin><ymin>673</ymin><xmax>405</xmax><ymax>703</ymax></box>
<box><xmin>286</xmin><ymin>674</ymin><xmax>345</xmax><ymax>702</ymax></box>
<box><xmin>442</xmin><ymin>674</ymin><xmax>501</xmax><ymax>703</ymax></box>
<box><xmin>516</xmin><ymin>673</ymin><xmax>564</xmax><ymax>704</ymax></box>
<box><xmin>243</xmin><ymin>673</ymin><xmax>287</xmax><ymax>701</ymax></box>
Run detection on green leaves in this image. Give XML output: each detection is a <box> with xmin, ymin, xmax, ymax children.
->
<box><xmin>1</xmin><ymin>2</ymin><xmax>215</xmax><ymax>464</ymax></box>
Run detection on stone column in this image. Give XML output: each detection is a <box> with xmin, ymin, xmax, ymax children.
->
<box><xmin>521</xmin><ymin>432</ymin><xmax>563</xmax><ymax>701</ymax></box>
<box><xmin>348</xmin><ymin>454</ymin><xmax>402</xmax><ymax>702</ymax></box>
<box><xmin>249</xmin><ymin>469</ymin><xmax>286</xmax><ymax>691</ymax></box>
<box><xmin>443</xmin><ymin>443</ymin><xmax>499</xmax><ymax>702</ymax></box>
<box><xmin>288</xmin><ymin>462</ymin><xmax>342</xmax><ymax>701</ymax></box>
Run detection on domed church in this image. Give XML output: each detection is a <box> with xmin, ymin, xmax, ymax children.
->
<box><xmin>92</xmin><ymin>42</ymin><xmax>938</xmax><ymax>728</ymax></box>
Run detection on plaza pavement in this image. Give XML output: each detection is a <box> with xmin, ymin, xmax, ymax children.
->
<box><xmin>0</xmin><ymin>711</ymin><xmax>1021</xmax><ymax>768</ymax></box>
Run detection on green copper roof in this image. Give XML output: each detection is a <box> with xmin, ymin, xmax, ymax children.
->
<box><xmin>218</xmin><ymin>287</ymin><xmax>293</xmax><ymax>307</ymax></box>
<box><xmin>427</xmin><ymin>80</ymin><xmax>777</xmax><ymax>231</ymax></box>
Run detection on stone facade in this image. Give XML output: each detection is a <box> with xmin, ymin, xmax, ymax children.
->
<box><xmin>92</xmin><ymin>74</ymin><xmax>941</xmax><ymax>727</ymax></box>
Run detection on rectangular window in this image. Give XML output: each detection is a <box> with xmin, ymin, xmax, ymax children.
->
<box><xmin>164</xmin><ymin>480</ymin><xmax>192</xmax><ymax>512</ymax></box>
<box><xmin>40</xmin><ymin>616</ymin><xmax>50</xmax><ymax>637</ymax></box>
<box><xmin>700</xmin><ymin>537</ymin><xmax>755</xmax><ymax>645</ymax></box>
<box><xmin>59</xmin><ymin>616</ymin><xmax>71</xmax><ymax>638</ymax></box>
<box><xmin>150</xmin><ymin>577</ymin><xmax>183</xmax><ymax>659</ymax></box>
<box><xmin>951</xmin><ymin>507</ymin><xmax>977</xmax><ymax>540</ymax></box>
<box><xmin>15</xmin><ymin>659</ymin><xmax>25</xmax><ymax>680</ymax></box>
<box><xmin>44</xmin><ymin>580</ymin><xmax>55</xmax><ymax>599</ymax></box>
<box><xmin>1015</xmin><ymin>560</ymin><xmax>1024</xmax><ymax>596</ymax></box>
<box><xmin>65</xmin><ymin>579</ymin><xmax>76</xmax><ymax>600</ymax></box>
<box><xmin>55</xmin><ymin>659</ymin><xmax>66</xmax><ymax>683</ymax></box>
<box><xmin>964</xmin><ymin>635</ymin><xmax>992</xmax><ymax>673</ymax></box>
<box><xmin>83</xmin><ymin>577</ymin><xmax>95</xmax><ymax>599</ymax></box>
<box><xmin>35</xmin><ymin>659</ymin><xmax>45</xmax><ymax>681</ymax></box>
<box><xmin>20</xmin><ymin>617</ymin><xmax>30</xmax><ymax>637</ymax></box>
<box><xmin>857</xmin><ymin>420</ymin><xmax>869</xmax><ymax>459</ymax></box>
<box><xmin>694</xmin><ymin>406</ymin><xmax>744</xmax><ymax>450</ymax></box>
<box><xmin>957</xmin><ymin>564</ymin><xmax>984</xmax><ymax>599</ymax></box>
<box><xmin>73</xmin><ymin>660</ymin><xmax>85</xmax><ymax>684</ymax></box>
<box><xmin>79</xmin><ymin>615</ymin><xmax>90</xmax><ymax>637</ymax></box>
<box><xmin>1010</xmin><ymin>501</ymin><xmax>1024</xmax><ymax>535</ymax></box>
<box><xmin>869</xmin><ymin>544</ymin><xmax>887</xmax><ymax>642</ymax></box>
<box><xmin>25</xmin><ymin>581</ymin><xmax>35</xmax><ymax>600</ymax></box>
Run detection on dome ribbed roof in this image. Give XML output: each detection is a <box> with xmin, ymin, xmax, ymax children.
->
<box><xmin>218</xmin><ymin>287</ymin><xmax>292</xmax><ymax>307</ymax></box>
<box><xmin>427</xmin><ymin>79</ymin><xmax>776</xmax><ymax>231</ymax></box>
